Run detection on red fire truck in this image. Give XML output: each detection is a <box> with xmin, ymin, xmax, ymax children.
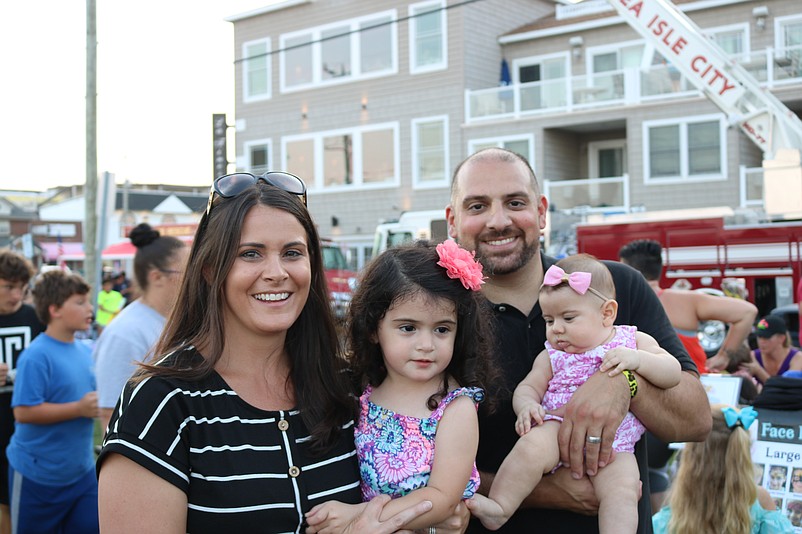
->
<box><xmin>575</xmin><ymin>214</ymin><xmax>802</xmax><ymax>319</ymax></box>
<box><xmin>321</xmin><ymin>238</ymin><xmax>358</xmax><ymax>320</ymax></box>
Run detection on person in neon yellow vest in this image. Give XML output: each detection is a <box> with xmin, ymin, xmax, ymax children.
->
<box><xmin>95</xmin><ymin>276</ymin><xmax>124</xmax><ymax>335</ymax></box>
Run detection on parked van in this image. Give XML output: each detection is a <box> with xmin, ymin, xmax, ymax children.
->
<box><xmin>371</xmin><ymin>210</ymin><xmax>448</xmax><ymax>257</ymax></box>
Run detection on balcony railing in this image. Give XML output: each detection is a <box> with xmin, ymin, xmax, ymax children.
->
<box><xmin>543</xmin><ymin>175</ymin><xmax>629</xmax><ymax>214</ymax></box>
<box><xmin>466</xmin><ymin>45</ymin><xmax>802</xmax><ymax>123</ymax></box>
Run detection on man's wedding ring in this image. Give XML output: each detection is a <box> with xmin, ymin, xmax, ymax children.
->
<box><xmin>586</xmin><ymin>435</ymin><xmax>602</xmax><ymax>444</ymax></box>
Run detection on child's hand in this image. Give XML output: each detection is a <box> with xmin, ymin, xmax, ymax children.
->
<box><xmin>600</xmin><ymin>347</ymin><xmax>640</xmax><ymax>377</ymax></box>
<box><xmin>77</xmin><ymin>391</ymin><xmax>99</xmax><ymax>419</ymax></box>
<box><xmin>306</xmin><ymin>501</ymin><xmax>366</xmax><ymax>533</ymax></box>
<box><xmin>515</xmin><ymin>402</ymin><xmax>545</xmax><ymax>436</ymax></box>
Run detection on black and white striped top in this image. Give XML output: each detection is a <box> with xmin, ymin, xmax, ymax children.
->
<box><xmin>98</xmin><ymin>348</ymin><xmax>361</xmax><ymax>533</ymax></box>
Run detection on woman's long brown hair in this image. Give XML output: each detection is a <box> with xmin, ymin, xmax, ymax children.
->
<box><xmin>136</xmin><ymin>183</ymin><xmax>354</xmax><ymax>453</ymax></box>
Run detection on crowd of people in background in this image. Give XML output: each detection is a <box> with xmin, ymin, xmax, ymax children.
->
<box><xmin>0</xmin><ymin>150</ymin><xmax>800</xmax><ymax>532</ymax></box>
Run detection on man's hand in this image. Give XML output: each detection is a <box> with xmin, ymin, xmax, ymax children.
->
<box><xmin>706</xmin><ymin>351</ymin><xmax>729</xmax><ymax>372</ymax></box>
<box><xmin>530</xmin><ymin>468</ymin><xmax>599</xmax><ymax>515</ymax></box>
<box><xmin>553</xmin><ymin>372</ymin><xmax>629</xmax><ymax>478</ymax></box>
<box><xmin>515</xmin><ymin>402</ymin><xmax>545</xmax><ymax>436</ymax></box>
<box><xmin>0</xmin><ymin>363</ymin><xmax>8</xmax><ymax>385</ymax></box>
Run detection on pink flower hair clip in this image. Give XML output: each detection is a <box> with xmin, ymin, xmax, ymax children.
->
<box><xmin>436</xmin><ymin>240</ymin><xmax>485</xmax><ymax>291</ymax></box>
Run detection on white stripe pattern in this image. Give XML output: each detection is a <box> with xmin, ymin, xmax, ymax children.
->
<box><xmin>190</xmin><ymin>472</ymin><xmax>287</xmax><ymax>481</ymax></box>
<box><xmin>304</xmin><ymin>449</ymin><xmax>357</xmax><ymax>471</ymax></box>
<box><xmin>190</xmin><ymin>443</ymin><xmax>282</xmax><ymax>454</ymax></box>
<box><xmin>167</xmin><ymin>415</ymin><xmax>277</xmax><ymax>456</ymax></box>
<box><xmin>188</xmin><ymin>502</ymin><xmax>296</xmax><ymax>513</ymax></box>
<box><xmin>104</xmin><ymin>438</ymin><xmax>189</xmax><ymax>483</ymax></box>
<box><xmin>100</xmin><ymin>348</ymin><xmax>362</xmax><ymax>531</ymax></box>
<box><xmin>307</xmin><ymin>480</ymin><xmax>361</xmax><ymax>501</ymax></box>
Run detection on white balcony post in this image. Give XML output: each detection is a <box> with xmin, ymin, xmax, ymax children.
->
<box><xmin>739</xmin><ymin>164</ymin><xmax>747</xmax><ymax>207</ymax></box>
<box><xmin>622</xmin><ymin>173</ymin><xmax>630</xmax><ymax>212</ymax></box>
<box><xmin>514</xmin><ymin>83</ymin><xmax>521</xmax><ymax>118</ymax></box>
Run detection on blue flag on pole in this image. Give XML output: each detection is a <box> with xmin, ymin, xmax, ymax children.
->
<box><xmin>499</xmin><ymin>58</ymin><xmax>513</xmax><ymax>103</ymax></box>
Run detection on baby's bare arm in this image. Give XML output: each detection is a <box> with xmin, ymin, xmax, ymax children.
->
<box><xmin>512</xmin><ymin>350</ymin><xmax>552</xmax><ymax>420</ymax></box>
<box><xmin>600</xmin><ymin>332</ymin><xmax>681</xmax><ymax>389</ymax></box>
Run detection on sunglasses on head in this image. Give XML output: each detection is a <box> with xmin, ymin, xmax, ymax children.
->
<box><xmin>205</xmin><ymin>171</ymin><xmax>308</xmax><ymax>217</ymax></box>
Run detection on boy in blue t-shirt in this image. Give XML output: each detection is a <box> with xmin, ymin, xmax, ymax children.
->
<box><xmin>6</xmin><ymin>270</ymin><xmax>99</xmax><ymax>533</ymax></box>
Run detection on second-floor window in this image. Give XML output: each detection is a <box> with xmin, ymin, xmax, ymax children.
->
<box><xmin>709</xmin><ymin>26</ymin><xmax>746</xmax><ymax>56</ymax></box>
<box><xmin>468</xmin><ymin>135</ymin><xmax>535</xmax><ymax>169</ymax></box>
<box><xmin>409</xmin><ymin>0</ymin><xmax>447</xmax><ymax>73</ymax></box>
<box><xmin>412</xmin><ymin>116</ymin><xmax>449</xmax><ymax>188</ymax></box>
<box><xmin>280</xmin><ymin>11</ymin><xmax>397</xmax><ymax>92</ymax></box>
<box><xmin>243</xmin><ymin>38</ymin><xmax>271</xmax><ymax>102</ymax></box>
<box><xmin>283</xmin><ymin>123</ymin><xmax>399</xmax><ymax>191</ymax></box>
<box><xmin>777</xmin><ymin>15</ymin><xmax>802</xmax><ymax>76</ymax></box>
<box><xmin>245</xmin><ymin>140</ymin><xmax>271</xmax><ymax>175</ymax></box>
<box><xmin>644</xmin><ymin>115</ymin><xmax>726</xmax><ymax>183</ymax></box>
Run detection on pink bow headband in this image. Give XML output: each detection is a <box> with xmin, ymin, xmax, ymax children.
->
<box><xmin>542</xmin><ymin>265</ymin><xmax>609</xmax><ymax>301</ymax></box>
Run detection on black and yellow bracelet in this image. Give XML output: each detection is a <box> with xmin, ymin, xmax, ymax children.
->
<box><xmin>622</xmin><ymin>369</ymin><xmax>638</xmax><ymax>398</ymax></box>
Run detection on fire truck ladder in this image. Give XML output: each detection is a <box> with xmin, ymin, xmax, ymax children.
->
<box><xmin>606</xmin><ymin>0</ymin><xmax>802</xmax><ymax>216</ymax></box>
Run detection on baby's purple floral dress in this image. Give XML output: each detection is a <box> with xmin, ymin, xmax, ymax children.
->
<box><xmin>542</xmin><ymin>324</ymin><xmax>646</xmax><ymax>453</ymax></box>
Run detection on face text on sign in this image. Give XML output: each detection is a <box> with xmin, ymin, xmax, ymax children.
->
<box><xmin>760</xmin><ymin>422</ymin><xmax>801</xmax><ymax>442</ymax></box>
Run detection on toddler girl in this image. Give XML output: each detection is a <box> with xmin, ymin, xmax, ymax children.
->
<box><xmin>305</xmin><ymin>240</ymin><xmax>496</xmax><ymax>532</ymax></box>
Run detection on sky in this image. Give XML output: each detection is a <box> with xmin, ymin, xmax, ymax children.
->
<box><xmin>0</xmin><ymin>1</ymin><xmax>281</xmax><ymax>192</ymax></box>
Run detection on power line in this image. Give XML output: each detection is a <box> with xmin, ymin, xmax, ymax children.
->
<box><xmin>233</xmin><ymin>0</ymin><xmax>487</xmax><ymax>64</ymax></box>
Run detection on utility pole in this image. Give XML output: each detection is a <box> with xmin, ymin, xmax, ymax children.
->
<box><xmin>85</xmin><ymin>0</ymin><xmax>98</xmax><ymax>292</ymax></box>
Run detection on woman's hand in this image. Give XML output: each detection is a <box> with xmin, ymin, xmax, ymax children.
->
<box><xmin>306</xmin><ymin>495</ymin><xmax>433</xmax><ymax>534</ymax></box>
<box><xmin>305</xmin><ymin>501</ymin><xmax>365</xmax><ymax>533</ymax></box>
<box><xmin>422</xmin><ymin>501</ymin><xmax>470</xmax><ymax>534</ymax></box>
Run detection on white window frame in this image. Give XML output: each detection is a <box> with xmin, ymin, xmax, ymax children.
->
<box><xmin>512</xmin><ymin>51</ymin><xmax>570</xmax><ymax>84</ymax></box>
<box><xmin>243</xmin><ymin>37</ymin><xmax>271</xmax><ymax>103</ymax></box>
<box><xmin>279</xmin><ymin>10</ymin><xmax>398</xmax><ymax>93</ymax></box>
<box><xmin>244</xmin><ymin>138</ymin><xmax>273</xmax><ymax>174</ymax></box>
<box><xmin>281</xmin><ymin>122</ymin><xmax>400</xmax><ymax>193</ymax></box>
<box><xmin>774</xmin><ymin>14</ymin><xmax>802</xmax><ymax>50</ymax></box>
<box><xmin>585</xmin><ymin>38</ymin><xmax>647</xmax><ymax>76</ymax></box>
<box><xmin>411</xmin><ymin>115</ymin><xmax>449</xmax><ymax>189</ymax></box>
<box><xmin>409</xmin><ymin>0</ymin><xmax>447</xmax><ymax>74</ymax></box>
<box><xmin>704</xmin><ymin>23</ymin><xmax>750</xmax><ymax>59</ymax></box>
<box><xmin>468</xmin><ymin>134</ymin><xmax>535</xmax><ymax>168</ymax></box>
<box><xmin>642</xmin><ymin>113</ymin><xmax>727</xmax><ymax>185</ymax></box>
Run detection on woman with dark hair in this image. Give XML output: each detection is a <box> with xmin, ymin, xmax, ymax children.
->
<box><xmin>93</xmin><ymin>223</ymin><xmax>188</xmax><ymax>433</ymax></box>
<box><xmin>739</xmin><ymin>314</ymin><xmax>802</xmax><ymax>386</ymax></box>
<box><xmin>96</xmin><ymin>173</ymin><xmax>441</xmax><ymax>533</ymax></box>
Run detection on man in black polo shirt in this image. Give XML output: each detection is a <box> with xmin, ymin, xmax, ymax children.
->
<box><xmin>445</xmin><ymin>148</ymin><xmax>711</xmax><ymax>533</ymax></box>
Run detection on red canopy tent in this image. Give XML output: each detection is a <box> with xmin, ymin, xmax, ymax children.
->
<box><xmin>101</xmin><ymin>241</ymin><xmax>138</xmax><ymax>259</ymax></box>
